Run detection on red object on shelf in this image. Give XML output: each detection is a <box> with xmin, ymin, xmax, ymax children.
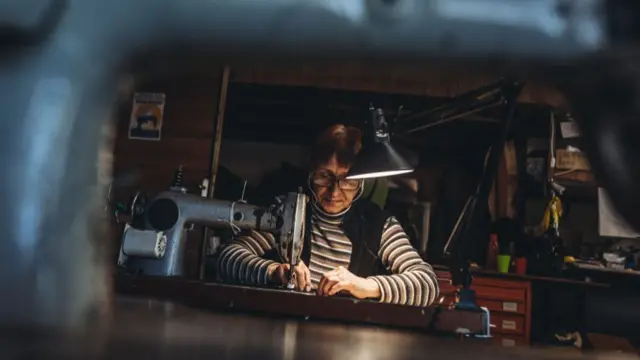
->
<box><xmin>486</xmin><ymin>233</ymin><xmax>499</xmax><ymax>271</ymax></box>
<box><xmin>515</xmin><ymin>257</ymin><xmax>527</xmax><ymax>275</ymax></box>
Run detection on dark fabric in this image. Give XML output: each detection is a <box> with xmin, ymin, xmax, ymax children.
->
<box><xmin>251</xmin><ymin>163</ymin><xmax>309</xmax><ymax>206</ymax></box>
<box><xmin>301</xmin><ymin>199</ymin><xmax>391</xmax><ymax>278</ymax></box>
<box><xmin>429</xmin><ymin>159</ymin><xmax>492</xmax><ymax>266</ymax></box>
<box><xmin>301</xmin><ymin>208</ymin><xmax>313</xmax><ymax>266</ymax></box>
<box><xmin>365</xmin><ymin>178</ymin><xmax>379</xmax><ymax>201</ymax></box>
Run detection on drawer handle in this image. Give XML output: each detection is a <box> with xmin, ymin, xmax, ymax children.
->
<box><xmin>502</xmin><ymin>320</ymin><xmax>517</xmax><ymax>330</ymax></box>
<box><xmin>502</xmin><ymin>302</ymin><xmax>518</xmax><ymax>312</ymax></box>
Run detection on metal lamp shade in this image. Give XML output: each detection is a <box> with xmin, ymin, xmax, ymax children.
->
<box><xmin>347</xmin><ymin>142</ymin><xmax>414</xmax><ymax>180</ymax></box>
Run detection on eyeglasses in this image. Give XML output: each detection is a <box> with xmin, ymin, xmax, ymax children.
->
<box><xmin>312</xmin><ymin>170</ymin><xmax>361</xmax><ymax>191</ymax></box>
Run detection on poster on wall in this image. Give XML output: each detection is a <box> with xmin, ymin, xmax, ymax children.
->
<box><xmin>128</xmin><ymin>92</ymin><xmax>166</xmax><ymax>141</ymax></box>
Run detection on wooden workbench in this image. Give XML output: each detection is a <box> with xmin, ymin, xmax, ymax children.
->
<box><xmin>8</xmin><ymin>296</ymin><xmax>625</xmax><ymax>360</ymax></box>
<box><xmin>114</xmin><ymin>274</ymin><xmax>488</xmax><ymax>336</ymax></box>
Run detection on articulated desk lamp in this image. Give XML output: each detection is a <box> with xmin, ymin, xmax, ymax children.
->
<box><xmin>347</xmin><ymin>79</ymin><xmax>523</xmax><ymax>312</ymax></box>
<box><xmin>347</xmin><ymin>106</ymin><xmax>415</xmax><ymax>180</ymax></box>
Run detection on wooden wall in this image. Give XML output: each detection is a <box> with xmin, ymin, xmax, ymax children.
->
<box><xmin>113</xmin><ymin>75</ymin><xmax>222</xmax><ymax>200</ymax></box>
<box><xmin>147</xmin><ymin>61</ymin><xmax>565</xmax><ymax>107</ymax></box>
<box><xmin>230</xmin><ymin>63</ymin><xmax>566</xmax><ymax>108</ymax></box>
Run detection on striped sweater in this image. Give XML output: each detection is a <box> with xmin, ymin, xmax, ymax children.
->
<box><xmin>217</xmin><ymin>202</ymin><xmax>439</xmax><ymax>307</ymax></box>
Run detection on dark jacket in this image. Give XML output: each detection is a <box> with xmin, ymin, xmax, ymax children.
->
<box><xmin>301</xmin><ymin>199</ymin><xmax>392</xmax><ymax>278</ymax></box>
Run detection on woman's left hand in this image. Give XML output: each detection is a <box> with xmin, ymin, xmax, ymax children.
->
<box><xmin>317</xmin><ymin>266</ymin><xmax>381</xmax><ymax>299</ymax></box>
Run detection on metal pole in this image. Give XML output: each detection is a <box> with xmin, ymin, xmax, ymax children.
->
<box><xmin>199</xmin><ymin>66</ymin><xmax>231</xmax><ymax>280</ymax></box>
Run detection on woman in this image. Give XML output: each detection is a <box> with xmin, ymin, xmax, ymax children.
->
<box><xmin>217</xmin><ymin>124</ymin><xmax>439</xmax><ymax>307</ymax></box>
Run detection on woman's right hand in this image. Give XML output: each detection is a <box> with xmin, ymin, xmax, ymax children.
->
<box><xmin>269</xmin><ymin>261</ymin><xmax>312</xmax><ymax>292</ymax></box>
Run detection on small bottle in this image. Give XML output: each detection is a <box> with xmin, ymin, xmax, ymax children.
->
<box><xmin>486</xmin><ymin>233</ymin><xmax>499</xmax><ymax>270</ymax></box>
<box><xmin>542</xmin><ymin>195</ymin><xmax>565</xmax><ymax>275</ymax></box>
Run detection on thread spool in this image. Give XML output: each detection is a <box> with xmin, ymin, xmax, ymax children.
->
<box><xmin>172</xmin><ymin>165</ymin><xmax>184</xmax><ymax>188</ymax></box>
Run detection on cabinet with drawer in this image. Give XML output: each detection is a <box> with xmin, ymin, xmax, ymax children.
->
<box><xmin>436</xmin><ymin>270</ymin><xmax>532</xmax><ymax>345</ymax></box>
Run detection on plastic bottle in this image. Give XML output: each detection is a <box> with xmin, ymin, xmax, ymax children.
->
<box><xmin>486</xmin><ymin>233</ymin><xmax>499</xmax><ymax>270</ymax></box>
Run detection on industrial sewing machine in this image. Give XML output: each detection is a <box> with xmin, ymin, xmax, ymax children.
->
<box><xmin>117</xmin><ymin>182</ymin><xmax>307</xmax><ymax>285</ymax></box>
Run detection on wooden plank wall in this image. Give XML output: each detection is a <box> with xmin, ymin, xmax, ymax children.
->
<box><xmin>113</xmin><ymin>75</ymin><xmax>221</xmax><ymax>199</ymax></box>
<box><xmin>111</xmin><ymin>73</ymin><xmax>223</xmax><ymax>276</ymax></box>
<box><xmin>230</xmin><ymin>63</ymin><xmax>566</xmax><ymax>108</ymax></box>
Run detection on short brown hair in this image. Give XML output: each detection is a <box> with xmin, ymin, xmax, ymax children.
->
<box><xmin>310</xmin><ymin>124</ymin><xmax>362</xmax><ymax>169</ymax></box>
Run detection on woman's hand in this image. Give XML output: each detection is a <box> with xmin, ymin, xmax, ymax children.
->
<box><xmin>317</xmin><ymin>266</ymin><xmax>381</xmax><ymax>299</ymax></box>
<box><xmin>268</xmin><ymin>261</ymin><xmax>312</xmax><ymax>292</ymax></box>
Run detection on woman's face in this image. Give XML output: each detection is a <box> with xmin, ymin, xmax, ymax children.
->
<box><xmin>311</xmin><ymin>155</ymin><xmax>361</xmax><ymax>214</ymax></box>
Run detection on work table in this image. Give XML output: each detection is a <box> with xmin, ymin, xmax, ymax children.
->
<box><xmin>2</xmin><ymin>273</ymin><xmax>622</xmax><ymax>358</ymax></box>
<box><xmin>114</xmin><ymin>274</ymin><xmax>487</xmax><ymax>335</ymax></box>
<box><xmin>114</xmin><ymin>270</ymin><xmax>640</xmax><ymax>350</ymax></box>
<box><xmin>3</xmin><ymin>296</ymin><xmax>625</xmax><ymax>360</ymax></box>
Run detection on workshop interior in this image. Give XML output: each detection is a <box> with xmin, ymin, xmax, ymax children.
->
<box><xmin>110</xmin><ymin>64</ymin><xmax>640</xmax><ymax>352</ymax></box>
<box><xmin>5</xmin><ymin>0</ymin><xmax>640</xmax><ymax>359</ymax></box>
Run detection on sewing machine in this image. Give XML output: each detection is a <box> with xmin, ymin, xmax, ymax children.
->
<box><xmin>117</xmin><ymin>189</ymin><xmax>307</xmax><ymax>281</ymax></box>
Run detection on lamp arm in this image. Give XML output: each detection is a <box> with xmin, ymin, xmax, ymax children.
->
<box><xmin>395</xmin><ymin>79</ymin><xmax>516</xmax><ymax>136</ymax></box>
<box><xmin>446</xmin><ymin>80</ymin><xmax>524</xmax><ymax>309</ymax></box>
